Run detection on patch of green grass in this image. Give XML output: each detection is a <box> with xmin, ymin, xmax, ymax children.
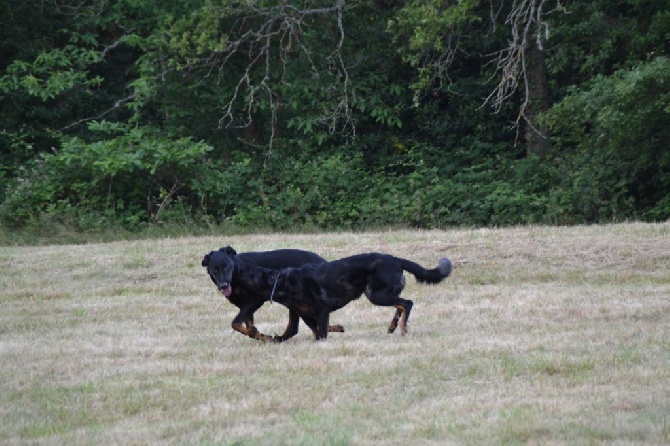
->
<box><xmin>495</xmin><ymin>406</ymin><xmax>553</xmax><ymax>445</ymax></box>
<box><xmin>290</xmin><ymin>411</ymin><xmax>354</xmax><ymax>445</ymax></box>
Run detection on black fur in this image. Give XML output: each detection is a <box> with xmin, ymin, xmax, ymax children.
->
<box><xmin>201</xmin><ymin>246</ymin><xmax>344</xmax><ymax>342</ymax></box>
<box><xmin>240</xmin><ymin>253</ymin><xmax>453</xmax><ymax>340</ymax></box>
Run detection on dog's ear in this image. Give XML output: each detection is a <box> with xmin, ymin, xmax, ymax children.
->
<box><xmin>222</xmin><ymin>246</ymin><xmax>237</xmax><ymax>256</ymax></box>
<box><xmin>202</xmin><ymin>252</ymin><xmax>212</xmax><ymax>267</ymax></box>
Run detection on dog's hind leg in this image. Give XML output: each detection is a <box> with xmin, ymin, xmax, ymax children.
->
<box><xmin>367</xmin><ymin>290</ymin><xmax>414</xmax><ymax>335</ymax></box>
<box><xmin>388</xmin><ymin>308</ymin><xmax>402</xmax><ymax>333</ymax></box>
<box><xmin>397</xmin><ymin>300</ymin><xmax>413</xmax><ymax>335</ymax></box>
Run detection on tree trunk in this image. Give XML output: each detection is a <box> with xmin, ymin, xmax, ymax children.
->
<box><xmin>524</xmin><ymin>40</ymin><xmax>551</xmax><ymax>159</ymax></box>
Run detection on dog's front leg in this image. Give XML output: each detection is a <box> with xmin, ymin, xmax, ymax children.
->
<box><xmin>231</xmin><ymin>311</ymin><xmax>254</xmax><ymax>338</ymax></box>
<box><xmin>316</xmin><ymin>311</ymin><xmax>330</xmax><ymax>340</ymax></box>
<box><xmin>244</xmin><ymin>313</ymin><xmax>255</xmax><ymax>330</ymax></box>
<box><xmin>274</xmin><ymin>309</ymin><xmax>300</xmax><ymax>342</ymax></box>
<box><xmin>231</xmin><ymin>310</ymin><xmax>278</xmax><ymax>343</ymax></box>
<box><xmin>299</xmin><ymin>315</ymin><xmax>320</xmax><ymax>340</ymax></box>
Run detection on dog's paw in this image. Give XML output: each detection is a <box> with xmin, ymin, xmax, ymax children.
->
<box><xmin>328</xmin><ymin>324</ymin><xmax>345</xmax><ymax>333</ymax></box>
<box><xmin>388</xmin><ymin>320</ymin><xmax>398</xmax><ymax>334</ymax></box>
<box><xmin>250</xmin><ymin>328</ymin><xmax>279</xmax><ymax>343</ymax></box>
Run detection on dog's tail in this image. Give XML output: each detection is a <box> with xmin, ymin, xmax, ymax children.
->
<box><xmin>400</xmin><ymin>257</ymin><xmax>453</xmax><ymax>284</ymax></box>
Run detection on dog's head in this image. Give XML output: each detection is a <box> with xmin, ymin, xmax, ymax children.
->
<box><xmin>202</xmin><ymin>246</ymin><xmax>237</xmax><ymax>297</ymax></box>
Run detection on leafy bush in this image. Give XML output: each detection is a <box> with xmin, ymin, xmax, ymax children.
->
<box><xmin>0</xmin><ymin>122</ymin><xmax>213</xmax><ymax>229</ymax></box>
<box><xmin>1</xmin><ymin>133</ymin><xmax>560</xmax><ymax>232</ymax></box>
<box><xmin>545</xmin><ymin>56</ymin><xmax>670</xmax><ymax>222</ymax></box>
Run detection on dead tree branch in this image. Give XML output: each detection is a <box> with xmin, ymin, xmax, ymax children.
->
<box><xmin>483</xmin><ymin>0</ymin><xmax>541</xmax><ymax>110</ymax></box>
<box><xmin>60</xmin><ymin>95</ymin><xmax>135</xmax><ymax>131</ymax></box>
<box><xmin>173</xmin><ymin>0</ymin><xmax>349</xmax><ymax>149</ymax></box>
<box><xmin>482</xmin><ymin>0</ymin><xmax>563</xmax><ymax>120</ymax></box>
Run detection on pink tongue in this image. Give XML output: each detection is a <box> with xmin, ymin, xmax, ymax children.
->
<box><xmin>221</xmin><ymin>286</ymin><xmax>232</xmax><ymax>297</ymax></box>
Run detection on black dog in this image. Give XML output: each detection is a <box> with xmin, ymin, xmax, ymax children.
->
<box><xmin>202</xmin><ymin>246</ymin><xmax>344</xmax><ymax>342</ymax></box>
<box><xmin>239</xmin><ymin>253</ymin><xmax>453</xmax><ymax>340</ymax></box>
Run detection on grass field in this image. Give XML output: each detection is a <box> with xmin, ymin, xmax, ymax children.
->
<box><xmin>1</xmin><ymin>224</ymin><xmax>669</xmax><ymax>445</ymax></box>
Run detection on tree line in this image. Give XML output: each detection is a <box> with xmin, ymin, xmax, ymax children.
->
<box><xmin>1</xmin><ymin>0</ymin><xmax>668</xmax><ymax>232</ymax></box>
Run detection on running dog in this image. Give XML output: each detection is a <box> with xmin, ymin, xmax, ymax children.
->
<box><xmin>202</xmin><ymin>246</ymin><xmax>344</xmax><ymax>342</ymax></box>
<box><xmin>238</xmin><ymin>253</ymin><xmax>453</xmax><ymax>340</ymax></box>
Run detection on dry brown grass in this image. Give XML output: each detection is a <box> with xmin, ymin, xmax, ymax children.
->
<box><xmin>1</xmin><ymin>223</ymin><xmax>669</xmax><ymax>444</ymax></box>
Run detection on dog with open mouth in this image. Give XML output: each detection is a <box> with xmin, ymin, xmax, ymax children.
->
<box><xmin>202</xmin><ymin>246</ymin><xmax>344</xmax><ymax>342</ymax></box>
<box><xmin>237</xmin><ymin>252</ymin><xmax>453</xmax><ymax>340</ymax></box>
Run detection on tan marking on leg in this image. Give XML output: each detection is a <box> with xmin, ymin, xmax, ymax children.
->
<box><xmin>396</xmin><ymin>304</ymin><xmax>409</xmax><ymax>335</ymax></box>
<box><xmin>388</xmin><ymin>308</ymin><xmax>402</xmax><ymax>333</ymax></box>
<box><xmin>233</xmin><ymin>322</ymin><xmax>279</xmax><ymax>343</ymax></box>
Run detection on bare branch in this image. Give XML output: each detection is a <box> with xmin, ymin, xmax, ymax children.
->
<box><xmin>324</xmin><ymin>1</ymin><xmax>353</xmax><ymax>136</ymax></box>
<box><xmin>482</xmin><ymin>0</ymin><xmax>550</xmax><ymax>123</ymax></box>
<box><xmin>100</xmin><ymin>28</ymin><xmax>134</xmax><ymax>60</ymax></box>
<box><xmin>60</xmin><ymin>95</ymin><xmax>134</xmax><ymax>131</ymax></box>
<box><xmin>152</xmin><ymin>180</ymin><xmax>182</xmax><ymax>222</ymax></box>
<box><xmin>180</xmin><ymin>0</ymin><xmax>349</xmax><ymax>148</ymax></box>
<box><xmin>42</xmin><ymin>0</ymin><xmax>107</xmax><ymax>17</ymax></box>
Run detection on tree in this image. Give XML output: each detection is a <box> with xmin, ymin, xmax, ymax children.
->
<box><xmin>2</xmin><ymin>0</ymin><xmax>668</xmax><ymax>230</ymax></box>
<box><xmin>390</xmin><ymin>0</ymin><xmax>563</xmax><ymax>158</ymax></box>
<box><xmin>488</xmin><ymin>0</ymin><xmax>558</xmax><ymax>159</ymax></box>
<box><xmin>141</xmin><ymin>0</ymin><xmax>349</xmax><ymax>153</ymax></box>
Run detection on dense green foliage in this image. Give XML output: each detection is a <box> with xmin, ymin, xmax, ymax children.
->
<box><xmin>1</xmin><ymin>0</ymin><xmax>668</xmax><ymax>234</ymax></box>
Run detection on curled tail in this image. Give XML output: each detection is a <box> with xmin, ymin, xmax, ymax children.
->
<box><xmin>400</xmin><ymin>257</ymin><xmax>453</xmax><ymax>284</ymax></box>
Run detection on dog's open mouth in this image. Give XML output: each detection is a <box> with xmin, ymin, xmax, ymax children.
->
<box><xmin>220</xmin><ymin>285</ymin><xmax>232</xmax><ymax>297</ymax></box>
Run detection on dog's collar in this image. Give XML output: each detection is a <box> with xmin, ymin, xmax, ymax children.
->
<box><xmin>268</xmin><ymin>273</ymin><xmax>281</xmax><ymax>304</ymax></box>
